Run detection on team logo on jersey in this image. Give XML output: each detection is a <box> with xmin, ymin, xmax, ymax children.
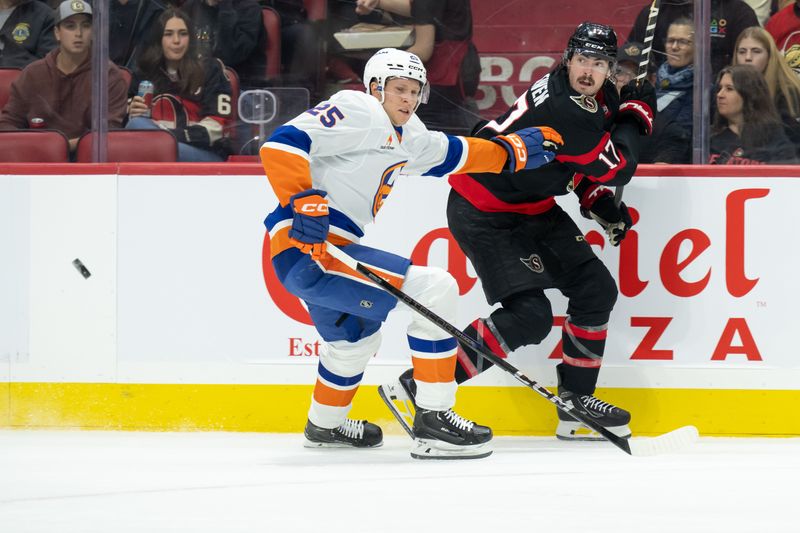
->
<box><xmin>380</xmin><ymin>134</ymin><xmax>395</xmax><ymax>150</ymax></box>
<box><xmin>570</xmin><ymin>94</ymin><xmax>598</xmax><ymax>113</ymax></box>
<box><xmin>360</xmin><ymin>300</ymin><xmax>373</xmax><ymax>309</ymax></box>
<box><xmin>520</xmin><ymin>254</ymin><xmax>544</xmax><ymax>274</ymax></box>
<box><xmin>12</xmin><ymin>23</ymin><xmax>31</xmax><ymax>43</ymax></box>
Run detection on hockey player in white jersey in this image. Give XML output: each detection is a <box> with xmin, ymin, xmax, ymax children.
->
<box><xmin>260</xmin><ymin>48</ymin><xmax>563</xmax><ymax>459</ymax></box>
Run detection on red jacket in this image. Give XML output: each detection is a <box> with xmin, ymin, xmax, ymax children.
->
<box><xmin>766</xmin><ymin>2</ymin><xmax>800</xmax><ymax>53</ymax></box>
<box><xmin>0</xmin><ymin>48</ymin><xmax>127</xmax><ymax>139</ymax></box>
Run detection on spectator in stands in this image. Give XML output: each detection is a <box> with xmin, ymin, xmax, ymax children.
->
<box><xmin>656</xmin><ymin>18</ymin><xmax>695</xmax><ymax>135</ymax></box>
<box><xmin>356</xmin><ymin>0</ymin><xmax>480</xmax><ymax>136</ymax></box>
<box><xmin>109</xmin><ymin>0</ymin><xmax>166</xmax><ymax>69</ymax></box>
<box><xmin>744</xmin><ymin>0</ymin><xmax>774</xmax><ymax>25</ymax></box>
<box><xmin>613</xmin><ymin>41</ymin><xmax>646</xmax><ymax>92</ymax></box>
<box><xmin>615</xmin><ymin>41</ymin><xmax>691</xmax><ymax>164</ymax></box>
<box><xmin>629</xmin><ymin>0</ymin><xmax>758</xmax><ymax>77</ymax></box>
<box><xmin>324</xmin><ymin>0</ymin><xmax>391</xmax><ymax>84</ymax></box>
<box><xmin>0</xmin><ymin>0</ymin><xmax>56</xmax><ymax>67</ymax></box>
<box><xmin>733</xmin><ymin>25</ymin><xmax>800</xmax><ymax>151</ymax></box>
<box><xmin>126</xmin><ymin>8</ymin><xmax>233</xmax><ymax>162</ymax></box>
<box><xmin>263</xmin><ymin>0</ymin><xmax>321</xmax><ymax>94</ymax></box>
<box><xmin>181</xmin><ymin>0</ymin><xmax>265</xmax><ymax>87</ymax></box>
<box><xmin>766</xmin><ymin>0</ymin><xmax>800</xmax><ymax>54</ymax></box>
<box><xmin>710</xmin><ymin>64</ymin><xmax>797</xmax><ymax>163</ymax></box>
<box><xmin>0</xmin><ymin>0</ymin><xmax>127</xmax><ymax>153</ymax></box>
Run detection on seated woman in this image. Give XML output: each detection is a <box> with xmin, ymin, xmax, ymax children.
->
<box><xmin>710</xmin><ymin>65</ymin><xmax>797</xmax><ymax>165</ymax></box>
<box><xmin>733</xmin><ymin>26</ymin><xmax>800</xmax><ymax>153</ymax></box>
<box><xmin>126</xmin><ymin>8</ymin><xmax>232</xmax><ymax>162</ymax></box>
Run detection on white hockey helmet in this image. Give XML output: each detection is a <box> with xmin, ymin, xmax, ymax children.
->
<box><xmin>363</xmin><ymin>48</ymin><xmax>429</xmax><ymax>110</ymax></box>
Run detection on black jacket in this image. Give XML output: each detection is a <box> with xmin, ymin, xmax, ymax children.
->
<box><xmin>182</xmin><ymin>0</ymin><xmax>266</xmax><ymax>85</ymax></box>
<box><xmin>709</xmin><ymin>126</ymin><xmax>797</xmax><ymax>164</ymax></box>
<box><xmin>0</xmin><ymin>0</ymin><xmax>56</xmax><ymax>68</ymax></box>
<box><xmin>109</xmin><ymin>0</ymin><xmax>166</xmax><ymax>69</ymax></box>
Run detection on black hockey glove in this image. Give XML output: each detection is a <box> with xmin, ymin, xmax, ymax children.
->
<box><xmin>618</xmin><ymin>80</ymin><xmax>656</xmax><ymax>136</ymax></box>
<box><xmin>579</xmin><ymin>183</ymin><xmax>633</xmax><ymax>246</ymax></box>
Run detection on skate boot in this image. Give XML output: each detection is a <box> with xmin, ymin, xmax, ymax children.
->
<box><xmin>555</xmin><ymin>387</ymin><xmax>632</xmax><ymax>441</ymax></box>
<box><xmin>303</xmin><ymin>418</ymin><xmax>383</xmax><ymax>448</ymax></box>
<box><xmin>377</xmin><ymin>368</ymin><xmax>417</xmax><ymax>437</ymax></box>
<box><xmin>411</xmin><ymin>408</ymin><xmax>493</xmax><ymax>460</ymax></box>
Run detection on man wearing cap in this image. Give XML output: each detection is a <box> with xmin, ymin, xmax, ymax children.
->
<box><xmin>615</xmin><ymin>40</ymin><xmax>690</xmax><ymax>164</ymax></box>
<box><xmin>0</xmin><ymin>0</ymin><xmax>128</xmax><ymax>154</ymax></box>
<box><xmin>0</xmin><ymin>0</ymin><xmax>56</xmax><ymax>68</ymax></box>
<box><xmin>613</xmin><ymin>41</ymin><xmax>647</xmax><ymax>93</ymax></box>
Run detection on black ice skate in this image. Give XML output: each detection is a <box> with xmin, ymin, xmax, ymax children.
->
<box><xmin>411</xmin><ymin>408</ymin><xmax>493</xmax><ymax>460</ymax></box>
<box><xmin>377</xmin><ymin>368</ymin><xmax>417</xmax><ymax>437</ymax></box>
<box><xmin>303</xmin><ymin>418</ymin><xmax>383</xmax><ymax>448</ymax></box>
<box><xmin>556</xmin><ymin>387</ymin><xmax>632</xmax><ymax>441</ymax></box>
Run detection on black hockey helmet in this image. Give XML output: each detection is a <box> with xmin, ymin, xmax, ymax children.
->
<box><xmin>564</xmin><ymin>22</ymin><xmax>618</xmax><ymax>63</ymax></box>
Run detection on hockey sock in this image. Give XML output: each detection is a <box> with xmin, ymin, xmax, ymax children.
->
<box><xmin>558</xmin><ymin>318</ymin><xmax>607</xmax><ymax>394</ymax></box>
<box><xmin>454</xmin><ymin>318</ymin><xmax>508</xmax><ymax>384</ymax></box>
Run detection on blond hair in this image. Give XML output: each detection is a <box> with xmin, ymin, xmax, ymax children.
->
<box><xmin>733</xmin><ymin>26</ymin><xmax>800</xmax><ymax>117</ymax></box>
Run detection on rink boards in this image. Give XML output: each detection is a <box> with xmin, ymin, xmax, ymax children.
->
<box><xmin>1</xmin><ymin>164</ymin><xmax>798</xmax><ymax>436</ymax></box>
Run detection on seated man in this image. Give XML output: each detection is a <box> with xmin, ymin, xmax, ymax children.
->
<box><xmin>0</xmin><ymin>0</ymin><xmax>57</xmax><ymax>68</ymax></box>
<box><xmin>0</xmin><ymin>0</ymin><xmax>128</xmax><ymax>154</ymax></box>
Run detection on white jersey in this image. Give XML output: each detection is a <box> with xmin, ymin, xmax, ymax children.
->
<box><xmin>261</xmin><ymin>90</ymin><xmax>470</xmax><ymax>240</ymax></box>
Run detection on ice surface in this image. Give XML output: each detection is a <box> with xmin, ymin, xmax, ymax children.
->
<box><xmin>1</xmin><ymin>430</ymin><xmax>797</xmax><ymax>532</ymax></box>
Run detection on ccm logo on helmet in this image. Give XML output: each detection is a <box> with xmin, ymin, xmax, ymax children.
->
<box><xmin>299</xmin><ymin>203</ymin><xmax>329</xmax><ymax>214</ymax></box>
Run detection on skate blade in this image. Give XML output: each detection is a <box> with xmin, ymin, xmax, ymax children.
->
<box><xmin>303</xmin><ymin>439</ymin><xmax>383</xmax><ymax>449</ymax></box>
<box><xmin>377</xmin><ymin>383</ymin><xmax>415</xmax><ymax>439</ymax></box>
<box><xmin>410</xmin><ymin>438</ymin><xmax>493</xmax><ymax>460</ymax></box>
<box><xmin>556</xmin><ymin>420</ymin><xmax>632</xmax><ymax>441</ymax></box>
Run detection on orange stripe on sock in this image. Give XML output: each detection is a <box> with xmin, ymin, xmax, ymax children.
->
<box><xmin>411</xmin><ymin>354</ymin><xmax>457</xmax><ymax>383</ymax></box>
<box><xmin>312</xmin><ymin>379</ymin><xmax>358</xmax><ymax>407</ymax></box>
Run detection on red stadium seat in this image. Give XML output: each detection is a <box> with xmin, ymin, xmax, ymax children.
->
<box><xmin>262</xmin><ymin>7</ymin><xmax>282</xmax><ymax>79</ymax></box>
<box><xmin>0</xmin><ymin>129</ymin><xmax>70</xmax><ymax>162</ymax></box>
<box><xmin>75</xmin><ymin>129</ymin><xmax>178</xmax><ymax>162</ymax></box>
<box><xmin>0</xmin><ymin>67</ymin><xmax>22</xmax><ymax>110</ymax></box>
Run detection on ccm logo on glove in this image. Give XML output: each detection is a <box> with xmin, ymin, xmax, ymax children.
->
<box><xmin>504</xmin><ymin>134</ymin><xmax>528</xmax><ymax>164</ymax></box>
<box><xmin>297</xmin><ymin>202</ymin><xmax>329</xmax><ymax>214</ymax></box>
<box><xmin>491</xmin><ymin>126</ymin><xmax>563</xmax><ymax>173</ymax></box>
<box><xmin>289</xmin><ymin>189</ymin><xmax>330</xmax><ymax>261</ymax></box>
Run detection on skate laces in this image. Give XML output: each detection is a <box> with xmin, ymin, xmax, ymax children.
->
<box><xmin>580</xmin><ymin>395</ymin><xmax>614</xmax><ymax>414</ymax></box>
<box><xmin>338</xmin><ymin>419</ymin><xmax>365</xmax><ymax>440</ymax></box>
<box><xmin>443</xmin><ymin>409</ymin><xmax>475</xmax><ymax>431</ymax></box>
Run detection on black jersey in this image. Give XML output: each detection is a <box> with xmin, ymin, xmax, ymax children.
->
<box><xmin>449</xmin><ymin>66</ymin><xmax>642</xmax><ymax>214</ymax></box>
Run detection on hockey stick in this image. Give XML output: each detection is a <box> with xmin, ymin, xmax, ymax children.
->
<box><xmin>326</xmin><ymin>243</ymin><xmax>698</xmax><ymax>457</ymax></box>
<box><xmin>614</xmin><ymin>0</ymin><xmax>660</xmax><ymax>207</ymax></box>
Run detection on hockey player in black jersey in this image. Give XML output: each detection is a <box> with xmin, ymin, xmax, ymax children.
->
<box><xmin>380</xmin><ymin>22</ymin><xmax>657</xmax><ymax>441</ymax></box>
